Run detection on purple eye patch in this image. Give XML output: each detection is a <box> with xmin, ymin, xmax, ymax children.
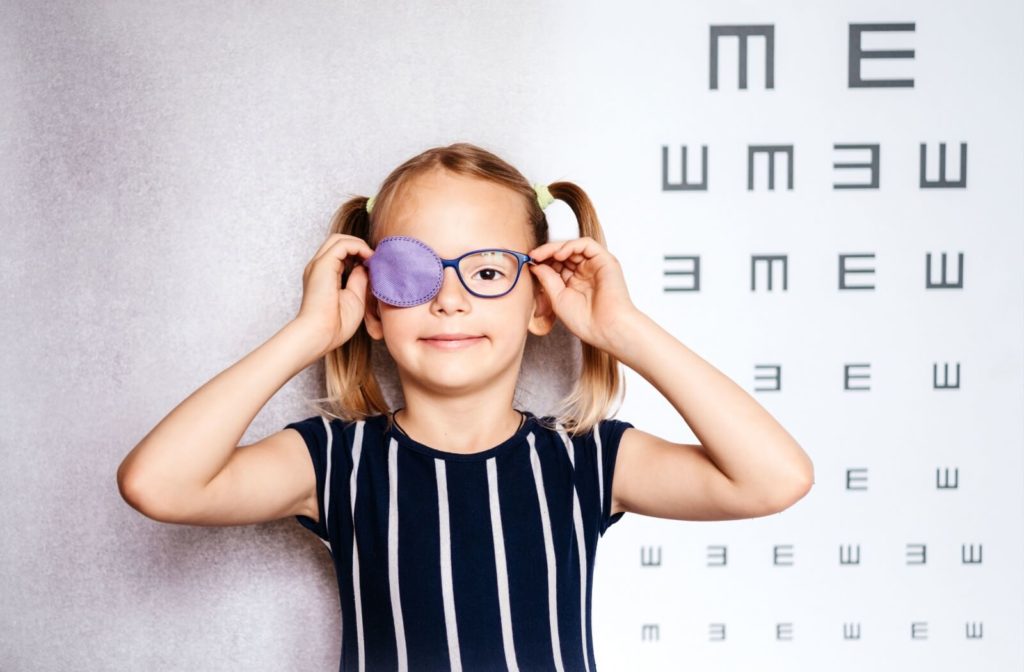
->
<box><xmin>362</xmin><ymin>236</ymin><xmax>443</xmax><ymax>307</ymax></box>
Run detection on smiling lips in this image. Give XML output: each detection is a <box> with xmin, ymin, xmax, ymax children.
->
<box><xmin>421</xmin><ymin>333</ymin><xmax>485</xmax><ymax>349</ymax></box>
<box><xmin>422</xmin><ymin>333</ymin><xmax>481</xmax><ymax>340</ymax></box>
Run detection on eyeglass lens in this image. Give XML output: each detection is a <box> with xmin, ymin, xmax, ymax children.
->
<box><xmin>458</xmin><ymin>251</ymin><xmax>519</xmax><ymax>296</ymax></box>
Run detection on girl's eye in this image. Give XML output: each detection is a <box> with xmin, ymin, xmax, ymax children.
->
<box><xmin>472</xmin><ymin>267</ymin><xmax>507</xmax><ymax>281</ymax></box>
<box><xmin>461</xmin><ymin>251</ymin><xmax>517</xmax><ymax>288</ymax></box>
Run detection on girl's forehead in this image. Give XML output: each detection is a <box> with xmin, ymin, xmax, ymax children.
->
<box><xmin>381</xmin><ymin>191</ymin><xmax>532</xmax><ymax>254</ymax></box>
<box><xmin>384</xmin><ymin>219</ymin><xmax>530</xmax><ymax>255</ymax></box>
<box><xmin>380</xmin><ymin>171</ymin><xmax>532</xmax><ymax>248</ymax></box>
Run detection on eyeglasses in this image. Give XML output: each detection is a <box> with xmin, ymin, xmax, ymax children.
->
<box><xmin>363</xmin><ymin>235</ymin><xmax>537</xmax><ymax>307</ymax></box>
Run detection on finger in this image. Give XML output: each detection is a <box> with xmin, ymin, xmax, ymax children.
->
<box><xmin>335</xmin><ymin>235</ymin><xmax>375</xmax><ymax>262</ymax></box>
<box><xmin>311</xmin><ymin>233</ymin><xmax>348</xmax><ymax>262</ymax></box>
<box><xmin>309</xmin><ymin>239</ymin><xmax>373</xmax><ymax>289</ymax></box>
<box><xmin>313</xmin><ymin>234</ymin><xmax>374</xmax><ymax>265</ymax></box>
<box><xmin>528</xmin><ymin>261</ymin><xmax>564</xmax><ymax>295</ymax></box>
<box><xmin>535</xmin><ymin>242</ymin><xmax>576</xmax><ymax>265</ymax></box>
<box><xmin>314</xmin><ymin>235</ymin><xmax>375</xmax><ymax>266</ymax></box>
<box><xmin>552</xmin><ymin>236</ymin><xmax>602</xmax><ymax>261</ymax></box>
<box><xmin>528</xmin><ymin>239</ymin><xmax>574</xmax><ymax>262</ymax></box>
<box><xmin>556</xmin><ymin>257</ymin><xmax>580</xmax><ymax>272</ymax></box>
<box><xmin>309</xmin><ymin>233</ymin><xmax>342</xmax><ymax>259</ymax></box>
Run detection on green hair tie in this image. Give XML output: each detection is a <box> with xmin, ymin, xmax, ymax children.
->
<box><xmin>366</xmin><ymin>195</ymin><xmax>376</xmax><ymax>214</ymax></box>
<box><xmin>534</xmin><ymin>183</ymin><xmax>554</xmax><ymax>210</ymax></box>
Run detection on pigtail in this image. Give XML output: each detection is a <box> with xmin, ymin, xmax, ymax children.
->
<box><xmin>537</xmin><ymin>181</ymin><xmax>629</xmax><ymax>437</ymax></box>
<box><xmin>303</xmin><ymin>196</ymin><xmax>392</xmax><ymax>424</ymax></box>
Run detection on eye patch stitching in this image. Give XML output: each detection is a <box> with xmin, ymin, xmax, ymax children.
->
<box><xmin>370</xmin><ymin>235</ymin><xmax>443</xmax><ymax>306</ymax></box>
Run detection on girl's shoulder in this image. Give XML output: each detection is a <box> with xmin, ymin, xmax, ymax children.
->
<box><xmin>285</xmin><ymin>412</ymin><xmax>390</xmax><ymax>444</ymax></box>
<box><xmin>528</xmin><ymin>412</ymin><xmax>634</xmax><ymax>442</ymax></box>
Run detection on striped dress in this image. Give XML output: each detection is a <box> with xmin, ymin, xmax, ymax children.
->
<box><xmin>284</xmin><ymin>409</ymin><xmax>634</xmax><ymax>672</ymax></box>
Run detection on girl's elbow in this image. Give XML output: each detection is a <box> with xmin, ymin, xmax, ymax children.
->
<box><xmin>776</xmin><ymin>472</ymin><xmax>814</xmax><ymax>511</ymax></box>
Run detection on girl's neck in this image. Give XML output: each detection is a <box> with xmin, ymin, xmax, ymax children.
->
<box><xmin>390</xmin><ymin>407</ymin><xmax>526</xmax><ymax>454</ymax></box>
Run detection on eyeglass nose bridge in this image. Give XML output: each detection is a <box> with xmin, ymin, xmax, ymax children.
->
<box><xmin>434</xmin><ymin>250</ymin><xmax>536</xmax><ymax>300</ymax></box>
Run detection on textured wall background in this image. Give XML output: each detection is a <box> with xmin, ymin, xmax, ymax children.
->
<box><xmin>3</xmin><ymin>1</ymin><xmax>1022</xmax><ymax>671</ymax></box>
<box><xmin>0</xmin><ymin>2</ymin><xmax>585</xmax><ymax>670</ymax></box>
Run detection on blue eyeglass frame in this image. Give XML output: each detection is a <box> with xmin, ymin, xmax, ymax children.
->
<box><xmin>438</xmin><ymin>247</ymin><xmax>538</xmax><ymax>299</ymax></box>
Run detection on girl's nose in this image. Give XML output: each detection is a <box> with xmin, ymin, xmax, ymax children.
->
<box><xmin>431</xmin><ymin>266</ymin><xmax>472</xmax><ymax>312</ymax></box>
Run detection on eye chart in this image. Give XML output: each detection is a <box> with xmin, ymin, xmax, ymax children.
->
<box><xmin>541</xmin><ymin>3</ymin><xmax>1024</xmax><ymax>671</ymax></box>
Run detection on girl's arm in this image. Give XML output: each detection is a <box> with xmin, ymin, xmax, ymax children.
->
<box><xmin>118</xmin><ymin>233</ymin><xmax>372</xmax><ymax>527</ymax></box>
<box><xmin>529</xmin><ymin>234</ymin><xmax>812</xmax><ymax>522</ymax></box>
<box><xmin>606</xmin><ymin>308</ymin><xmax>814</xmax><ymax>521</ymax></box>
<box><xmin>116</xmin><ymin>319</ymin><xmax>330</xmax><ymax>524</ymax></box>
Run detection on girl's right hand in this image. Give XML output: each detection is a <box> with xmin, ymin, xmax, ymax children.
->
<box><xmin>294</xmin><ymin>233</ymin><xmax>375</xmax><ymax>355</ymax></box>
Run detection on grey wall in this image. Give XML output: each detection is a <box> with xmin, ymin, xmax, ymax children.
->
<box><xmin>1</xmin><ymin>2</ymin><xmax>584</xmax><ymax>670</ymax></box>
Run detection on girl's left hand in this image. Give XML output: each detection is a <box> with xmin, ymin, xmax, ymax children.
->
<box><xmin>527</xmin><ymin>236</ymin><xmax>638</xmax><ymax>352</ymax></box>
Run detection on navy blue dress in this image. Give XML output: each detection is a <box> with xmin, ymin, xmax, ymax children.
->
<box><xmin>284</xmin><ymin>409</ymin><xmax>634</xmax><ymax>672</ymax></box>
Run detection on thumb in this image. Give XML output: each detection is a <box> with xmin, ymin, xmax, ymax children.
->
<box><xmin>529</xmin><ymin>263</ymin><xmax>563</xmax><ymax>298</ymax></box>
<box><xmin>343</xmin><ymin>263</ymin><xmax>369</xmax><ymax>305</ymax></box>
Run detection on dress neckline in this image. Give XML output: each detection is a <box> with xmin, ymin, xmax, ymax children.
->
<box><xmin>383</xmin><ymin>409</ymin><xmax>536</xmax><ymax>462</ymax></box>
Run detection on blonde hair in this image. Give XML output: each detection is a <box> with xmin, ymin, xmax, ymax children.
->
<box><xmin>304</xmin><ymin>142</ymin><xmax>627</xmax><ymax>437</ymax></box>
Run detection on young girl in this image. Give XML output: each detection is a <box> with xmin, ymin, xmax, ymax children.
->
<box><xmin>117</xmin><ymin>142</ymin><xmax>813</xmax><ymax>672</ymax></box>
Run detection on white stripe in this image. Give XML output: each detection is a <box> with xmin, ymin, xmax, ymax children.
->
<box><xmin>487</xmin><ymin>456</ymin><xmax>519</xmax><ymax>672</ymax></box>
<box><xmin>319</xmin><ymin>416</ymin><xmax>334</xmax><ymax>557</ymax></box>
<box><xmin>436</xmin><ymin>459</ymin><xmax>462</xmax><ymax>672</ymax></box>
<box><xmin>594</xmin><ymin>421</ymin><xmax>606</xmax><ymax>530</ymax></box>
<box><xmin>351</xmin><ymin>421</ymin><xmax>366</xmax><ymax>672</ymax></box>
<box><xmin>388</xmin><ymin>438</ymin><xmax>408</xmax><ymax>671</ymax></box>
<box><xmin>556</xmin><ymin>423</ymin><xmax>593</xmax><ymax>672</ymax></box>
<box><xmin>528</xmin><ymin>430</ymin><xmax>565</xmax><ymax>672</ymax></box>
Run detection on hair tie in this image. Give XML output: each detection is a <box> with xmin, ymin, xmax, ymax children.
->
<box><xmin>365</xmin><ymin>195</ymin><xmax>376</xmax><ymax>214</ymax></box>
<box><xmin>533</xmin><ymin>183</ymin><xmax>554</xmax><ymax>210</ymax></box>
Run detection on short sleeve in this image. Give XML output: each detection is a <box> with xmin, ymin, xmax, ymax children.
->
<box><xmin>594</xmin><ymin>417</ymin><xmax>635</xmax><ymax>537</ymax></box>
<box><xmin>283</xmin><ymin>415</ymin><xmax>333</xmax><ymax>542</ymax></box>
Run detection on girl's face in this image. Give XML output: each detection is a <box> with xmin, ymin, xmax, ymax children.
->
<box><xmin>362</xmin><ymin>169</ymin><xmax>554</xmax><ymax>395</ymax></box>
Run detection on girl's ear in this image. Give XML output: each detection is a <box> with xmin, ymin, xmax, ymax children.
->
<box><xmin>528</xmin><ymin>280</ymin><xmax>556</xmax><ymax>337</ymax></box>
<box><xmin>364</xmin><ymin>295</ymin><xmax>384</xmax><ymax>340</ymax></box>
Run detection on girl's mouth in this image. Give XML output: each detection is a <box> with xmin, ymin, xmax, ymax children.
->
<box><xmin>420</xmin><ymin>336</ymin><xmax>485</xmax><ymax>349</ymax></box>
